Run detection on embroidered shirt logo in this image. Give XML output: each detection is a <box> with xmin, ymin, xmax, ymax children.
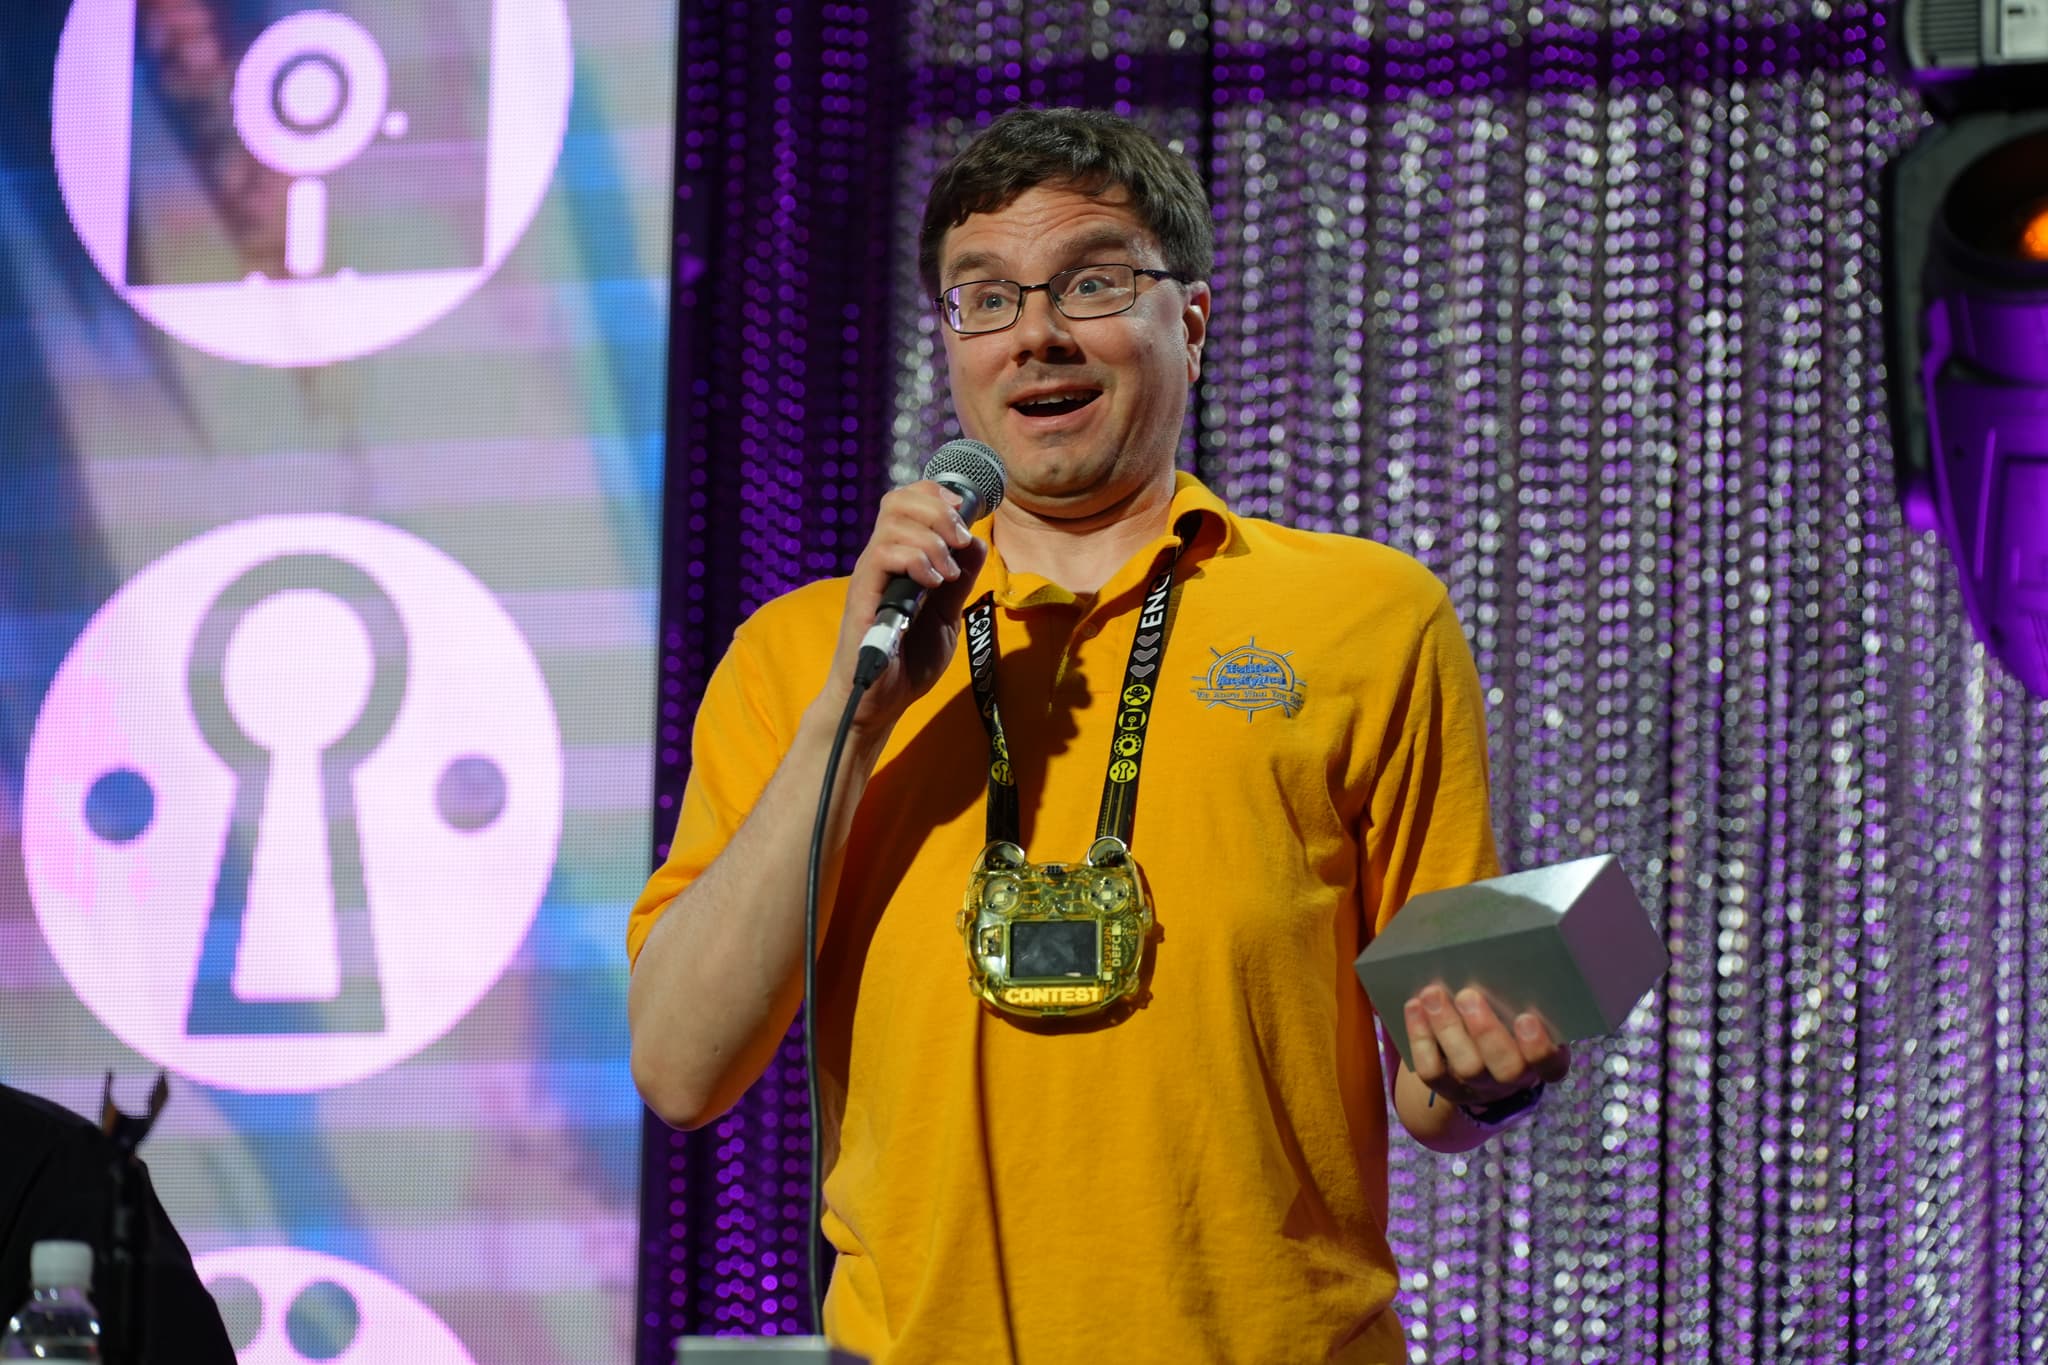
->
<box><xmin>1192</xmin><ymin>639</ymin><xmax>1305</xmax><ymax>719</ymax></box>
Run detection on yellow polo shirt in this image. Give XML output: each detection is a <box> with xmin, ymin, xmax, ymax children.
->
<box><xmin>630</xmin><ymin>474</ymin><xmax>1500</xmax><ymax>1363</ymax></box>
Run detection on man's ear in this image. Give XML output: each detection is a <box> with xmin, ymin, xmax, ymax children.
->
<box><xmin>1182</xmin><ymin>280</ymin><xmax>1212</xmax><ymax>384</ymax></box>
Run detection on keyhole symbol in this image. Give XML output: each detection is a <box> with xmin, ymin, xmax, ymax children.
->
<box><xmin>185</xmin><ymin>555</ymin><xmax>407</xmax><ymax>1037</ymax></box>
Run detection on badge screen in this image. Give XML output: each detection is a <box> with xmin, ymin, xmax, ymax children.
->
<box><xmin>1011</xmin><ymin>920</ymin><xmax>1102</xmax><ymax>979</ymax></box>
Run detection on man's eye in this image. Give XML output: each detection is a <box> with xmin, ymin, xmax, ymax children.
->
<box><xmin>963</xmin><ymin>286</ymin><xmax>1014</xmax><ymax>312</ymax></box>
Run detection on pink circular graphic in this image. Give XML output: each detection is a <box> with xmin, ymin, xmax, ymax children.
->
<box><xmin>195</xmin><ymin>1247</ymin><xmax>477</xmax><ymax>1365</ymax></box>
<box><xmin>22</xmin><ymin>516</ymin><xmax>563</xmax><ymax>1093</ymax></box>
<box><xmin>51</xmin><ymin>0</ymin><xmax>574</xmax><ymax>367</ymax></box>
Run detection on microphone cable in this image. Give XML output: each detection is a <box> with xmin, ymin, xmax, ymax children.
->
<box><xmin>804</xmin><ymin>672</ymin><xmax>867</xmax><ymax>1335</ymax></box>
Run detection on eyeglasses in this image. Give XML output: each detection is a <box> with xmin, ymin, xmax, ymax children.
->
<box><xmin>934</xmin><ymin>263</ymin><xmax>1190</xmax><ymax>335</ymax></box>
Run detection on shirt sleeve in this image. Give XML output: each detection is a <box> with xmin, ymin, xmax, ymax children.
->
<box><xmin>625</xmin><ymin>622</ymin><xmax>791</xmax><ymax>967</ymax></box>
<box><xmin>1361</xmin><ymin>585</ymin><xmax>1501</xmax><ymax>936</ymax></box>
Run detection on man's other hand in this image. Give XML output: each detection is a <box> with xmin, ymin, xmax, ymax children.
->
<box><xmin>1402</xmin><ymin>983</ymin><xmax>1570</xmax><ymax>1112</ymax></box>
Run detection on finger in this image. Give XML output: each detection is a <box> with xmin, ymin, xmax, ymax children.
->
<box><xmin>1510</xmin><ymin>1011</ymin><xmax>1554</xmax><ymax>1066</ymax></box>
<box><xmin>922</xmin><ymin>482</ymin><xmax>978</xmax><ymax>547</ymax></box>
<box><xmin>885</xmin><ymin>481</ymin><xmax>976</xmax><ymax>549</ymax></box>
<box><xmin>895</xmin><ymin>521</ymin><xmax>966</xmax><ymax>578</ymax></box>
<box><xmin>922</xmin><ymin>536</ymin><xmax>990</xmax><ymax>622</ymax></box>
<box><xmin>1455</xmin><ymin>988</ymin><xmax>1528</xmax><ymax>1086</ymax></box>
<box><xmin>1418</xmin><ymin>985</ymin><xmax>1484</xmax><ymax>1082</ymax></box>
<box><xmin>862</xmin><ymin>549</ymin><xmax>943</xmax><ymax>590</ymax></box>
<box><xmin>1402</xmin><ymin>999</ymin><xmax>1445</xmax><ymax>1083</ymax></box>
<box><xmin>863</xmin><ymin>531</ymin><xmax>957</xmax><ymax>588</ymax></box>
<box><xmin>1510</xmin><ymin>1012</ymin><xmax>1572</xmax><ymax>1084</ymax></box>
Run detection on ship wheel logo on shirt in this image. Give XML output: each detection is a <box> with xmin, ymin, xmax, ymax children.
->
<box><xmin>1191</xmin><ymin>639</ymin><xmax>1305</xmax><ymax>720</ymax></box>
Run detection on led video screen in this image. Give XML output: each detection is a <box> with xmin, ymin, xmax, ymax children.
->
<box><xmin>1</xmin><ymin>1</ymin><xmax>672</xmax><ymax>1360</ymax></box>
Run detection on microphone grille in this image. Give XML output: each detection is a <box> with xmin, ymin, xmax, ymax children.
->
<box><xmin>923</xmin><ymin>439</ymin><xmax>1007</xmax><ymax>517</ymax></box>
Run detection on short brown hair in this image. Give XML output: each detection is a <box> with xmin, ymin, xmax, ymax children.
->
<box><xmin>918</xmin><ymin>107</ymin><xmax>1213</xmax><ymax>296</ymax></box>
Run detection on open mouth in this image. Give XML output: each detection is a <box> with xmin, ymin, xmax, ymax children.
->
<box><xmin>1010</xmin><ymin>390</ymin><xmax>1102</xmax><ymax>418</ymax></box>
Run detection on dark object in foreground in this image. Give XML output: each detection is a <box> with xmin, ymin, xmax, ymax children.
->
<box><xmin>0</xmin><ymin>1083</ymin><xmax>235</xmax><ymax>1365</ymax></box>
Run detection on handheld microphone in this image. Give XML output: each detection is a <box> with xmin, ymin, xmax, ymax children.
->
<box><xmin>854</xmin><ymin>439</ymin><xmax>1007</xmax><ymax>685</ymax></box>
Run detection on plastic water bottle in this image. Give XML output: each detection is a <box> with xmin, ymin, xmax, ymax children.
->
<box><xmin>0</xmin><ymin>1241</ymin><xmax>102</xmax><ymax>1362</ymax></box>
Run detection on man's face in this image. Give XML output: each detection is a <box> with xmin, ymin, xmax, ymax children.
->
<box><xmin>936</xmin><ymin>182</ymin><xmax>1209</xmax><ymax>520</ymax></box>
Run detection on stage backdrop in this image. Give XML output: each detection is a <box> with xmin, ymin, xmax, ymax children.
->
<box><xmin>0</xmin><ymin>2</ymin><xmax>671</xmax><ymax>1361</ymax></box>
<box><xmin>650</xmin><ymin>0</ymin><xmax>2048</xmax><ymax>1361</ymax></box>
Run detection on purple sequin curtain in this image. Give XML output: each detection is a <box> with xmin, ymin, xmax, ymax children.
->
<box><xmin>642</xmin><ymin>3</ymin><xmax>2048</xmax><ymax>1359</ymax></box>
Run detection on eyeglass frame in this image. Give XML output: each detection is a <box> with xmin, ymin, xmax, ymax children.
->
<box><xmin>932</xmin><ymin>263</ymin><xmax>1194</xmax><ymax>335</ymax></box>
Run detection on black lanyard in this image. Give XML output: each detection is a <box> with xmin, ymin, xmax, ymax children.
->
<box><xmin>961</xmin><ymin>514</ymin><xmax>1200</xmax><ymax>848</ymax></box>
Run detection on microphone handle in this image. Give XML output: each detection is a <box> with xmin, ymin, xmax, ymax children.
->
<box><xmin>853</xmin><ymin>579</ymin><xmax>920</xmax><ymax>685</ymax></box>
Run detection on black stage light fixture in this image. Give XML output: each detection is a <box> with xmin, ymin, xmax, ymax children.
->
<box><xmin>1884</xmin><ymin>0</ymin><xmax>2048</xmax><ymax>697</ymax></box>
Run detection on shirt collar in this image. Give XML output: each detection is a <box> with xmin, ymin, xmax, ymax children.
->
<box><xmin>972</xmin><ymin>472</ymin><xmax>1240</xmax><ymax>611</ymax></box>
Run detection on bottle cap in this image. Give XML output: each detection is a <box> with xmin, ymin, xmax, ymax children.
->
<box><xmin>29</xmin><ymin>1240</ymin><xmax>94</xmax><ymax>1290</ymax></box>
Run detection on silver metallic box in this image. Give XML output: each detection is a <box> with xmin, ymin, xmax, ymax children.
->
<box><xmin>1355</xmin><ymin>854</ymin><xmax>1670</xmax><ymax>1070</ymax></box>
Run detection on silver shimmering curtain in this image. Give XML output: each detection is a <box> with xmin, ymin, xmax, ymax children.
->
<box><xmin>646</xmin><ymin>2</ymin><xmax>2048</xmax><ymax>1359</ymax></box>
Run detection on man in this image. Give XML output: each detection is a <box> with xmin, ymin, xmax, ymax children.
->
<box><xmin>629</xmin><ymin>107</ymin><xmax>1567</xmax><ymax>1362</ymax></box>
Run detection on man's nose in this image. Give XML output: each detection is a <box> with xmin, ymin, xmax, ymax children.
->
<box><xmin>1010</xmin><ymin>288</ymin><xmax>1076</xmax><ymax>357</ymax></box>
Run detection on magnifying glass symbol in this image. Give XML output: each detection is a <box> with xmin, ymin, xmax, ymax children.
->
<box><xmin>230</xmin><ymin>11</ymin><xmax>398</xmax><ymax>278</ymax></box>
